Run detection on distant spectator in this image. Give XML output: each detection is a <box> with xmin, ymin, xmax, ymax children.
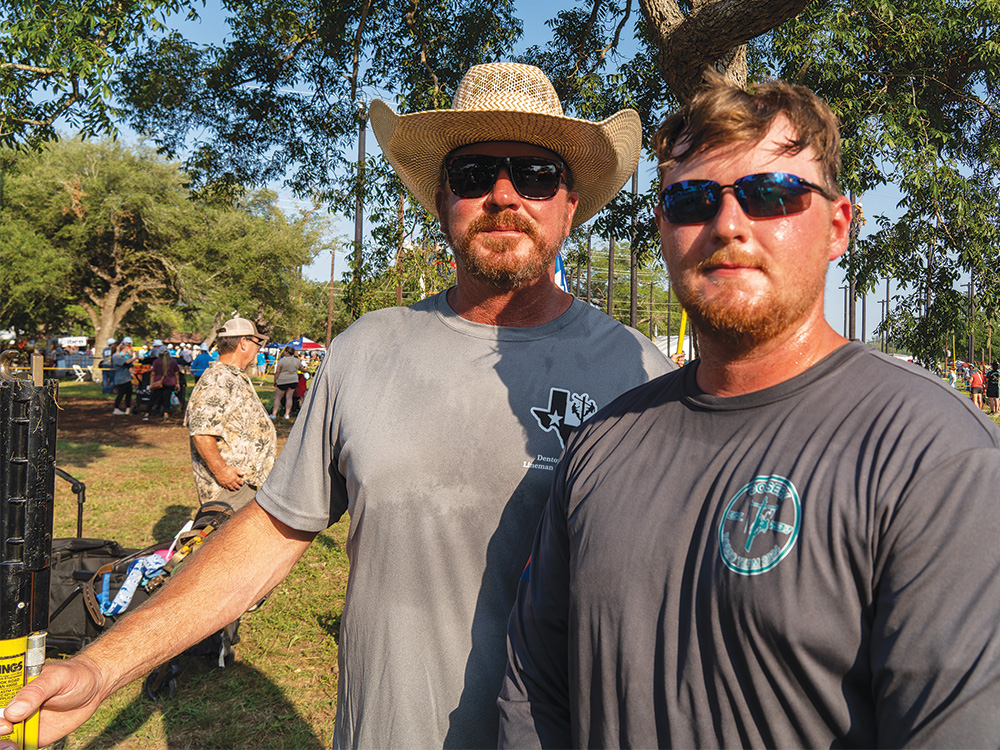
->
<box><xmin>185</xmin><ymin>317</ymin><xmax>275</xmax><ymax>511</ymax></box>
<box><xmin>111</xmin><ymin>342</ymin><xmax>137</xmax><ymax>415</ymax></box>
<box><xmin>147</xmin><ymin>349</ymin><xmax>180</xmax><ymax>421</ymax></box>
<box><xmin>987</xmin><ymin>361</ymin><xmax>1000</xmax><ymax>415</ymax></box>
<box><xmin>101</xmin><ymin>338</ymin><xmax>116</xmax><ymax>395</ymax></box>
<box><xmin>970</xmin><ymin>365</ymin><xmax>986</xmax><ymax>411</ymax></box>
<box><xmin>271</xmin><ymin>346</ymin><xmax>305</xmax><ymax>420</ymax></box>
<box><xmin>180</xmin><ymin>343</ymin><xmax>194</xmax><ymax>372</ymax></box>
<box><xmin>191</xmin><ymin>343</ymin><xmax>213</xmax><ymax>379</ymax></box>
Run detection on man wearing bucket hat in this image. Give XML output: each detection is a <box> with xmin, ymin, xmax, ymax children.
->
<box><xmin>0</xmin><ymin>63</ymin><xmax>671</xmax><ymax>748</ymax></box>
<box><xmin>184</xmin><ymin>317</ymin><xmax>276</xmax><ymax>512</ymax></box>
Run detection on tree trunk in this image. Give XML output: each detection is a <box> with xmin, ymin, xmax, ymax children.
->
<box><xmin>639</xmin><ymin>0</ymin><xmax>814</xmax><ymax>102</ymax></box>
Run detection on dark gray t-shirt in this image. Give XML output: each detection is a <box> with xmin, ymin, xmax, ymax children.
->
<box><xmin>256</xmin><ymin>291</ymin><xmax>673</xmax><ymax>748</ymax></box>
<box><xmin>501</xmin><ymin>343</ymin><xmax>1000</xmax><ymax>748</ymax></box>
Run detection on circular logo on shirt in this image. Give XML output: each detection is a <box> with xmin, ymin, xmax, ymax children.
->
<box><xmin>718</xmin><ymin>474</ymin><xmax>800</xmax><ymax>576</ymax></box>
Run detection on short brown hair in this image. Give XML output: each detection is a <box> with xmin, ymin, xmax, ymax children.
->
<box><xmin>216</xmin><ymin>337</ymin><xmax>240</xmax><ymax>355</ymax></box>
<box><xmin>653</xmin><ymin>73</ymin><xmax>843</xmax><ymax>194</ymax></box>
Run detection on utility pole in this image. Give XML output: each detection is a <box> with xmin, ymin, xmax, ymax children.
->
<box><xmin>586</xmin><ymin>226</ymin><xmax>592</xmax><ymax>305</ymax></box>
<box><xmin>840</xmin><ymin>285</ymin><xmax>849</xmax><ymax>338</ymax></box>
<box><xmin>607</xmin><ymin>230</ymin><xmax>615</xmax><ymax>318</ymax></box>
<box><xmin>966</xmin><ymin>275</ymin><xmax>975</xmax><ymax>363</ymax></box>
<box><xmin>648</xmin><ymin>281</ymin><xmax>654</xmax><ymax>340</ymax></box>
<box><xmin>861</xmin><ymin>292</ymin><xmax>866</xmax><ymax>345</ymax></box>
<box><xmin>878</xmin><ymin>300</ymin><xmax>887</xmax><ymax>353</ymax></box>
<box><xmin>629</xmin><ymin>169</ymin><xmax>638</xmax><ymax>328</ymax></box>
<box><xmin>351</xmin><ymin>102</ymin><xmax>367</xmax><ymax>320</ymax></box>
<box><xmin>885</xmin><ymin>278</ymin><xmax>891</xmax><ymax>353</ymax></box>
<box><xmin>666</xmin><ymin>285</ymin><xmax>672</xmax><ymax>348</ymax></box>
<box><xmin>847</xmin><ymin>191</ymin><xmax>860</xmax><ymax>340</ymax></box>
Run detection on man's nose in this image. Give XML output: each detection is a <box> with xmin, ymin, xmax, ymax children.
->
<box><xmin>485</xmin><ymin>165</ymin><xmax>520</xmax><ymax>209</ymax></box>
<box><xmin>711</xmin><ymin>189</ymin><xmax>751</xmax><ymax>242</ymax></box>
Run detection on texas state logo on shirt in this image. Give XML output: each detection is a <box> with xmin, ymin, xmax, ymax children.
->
<box><xmin>523</xmin><ymin>387</ymin><xmax>598</xmax><ymax>471</ymax></box>
<box><xmin>719</xmin><ymin>474</ymin><xmax>801</xmax><ymax>575</ymax></box>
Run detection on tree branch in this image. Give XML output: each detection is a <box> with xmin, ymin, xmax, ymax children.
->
<box><xmin>639</xmin><ymin>0</ymin><xmax>814</xmax><ymax>102</ymax></box>
<box><xmin>351</xmin><ymin>0</ymin><xmax>373</xmax><ymax>103</ymax></box>
<box><xmin>405</xmin><ymin>0</ymin><xmax>442</xmax><ymax>106</ymax></box>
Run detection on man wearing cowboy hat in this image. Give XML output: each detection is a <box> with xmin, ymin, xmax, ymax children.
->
<box><xmin>0</xmin><ymin>63</ymin><xmax>671</xmax><ymax>748</ymax></box>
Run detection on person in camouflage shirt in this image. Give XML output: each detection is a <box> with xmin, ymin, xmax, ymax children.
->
<box><xmin>184</xmin><ymin>317</ymin><xmax>276</xmax><ymax>510</ymax></box>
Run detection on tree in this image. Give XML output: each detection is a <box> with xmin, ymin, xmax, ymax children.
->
<box><xmin>0</xmin><ymin>139</ymin><xmax>328</xmax><ymax>344</ymax></box>
<box><xmin>764</xmin><ymin>0</ymin><xmax>1000</xmax><ymax>360</ymax></box>
<box><xmin>0</xmin><ymin>0</ymin><xmax>197</xmax><ymax>149</ymax></box>
<box><xmin>1</xmin><ymin>139</ymin><xmax>195</xmax><ymax>348</ymax></box>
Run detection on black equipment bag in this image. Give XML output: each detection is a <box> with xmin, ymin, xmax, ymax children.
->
<box><xmin>46</xmin><ymin>538</ymin><xmax>150</xmax><ymax>653</ymax></box>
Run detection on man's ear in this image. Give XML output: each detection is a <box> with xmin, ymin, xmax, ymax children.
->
<box><xmin>434</xmin><ymin>185</ymin><xmax>445</xmax><ymax>218</ymax></box>
<box><xmin>828</xmin><ymin>195</ymin><xmax>853</xmax><ymax>262</ymax></box>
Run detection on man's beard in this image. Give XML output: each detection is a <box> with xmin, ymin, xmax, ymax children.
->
<box><xmin>669</xmin><ymin>248</ymin><xmax>822</xmax><ymax>354</ymax></box>
<box><xmin>443</xmin><ymin>209</ymin><xmax>560</xmax><ymax>289</ymax></box>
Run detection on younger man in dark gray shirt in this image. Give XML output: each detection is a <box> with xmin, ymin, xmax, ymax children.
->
<box><xmin>501</xmin><ymin>76</ymin><xmax>1000</xmax><ymax>747</ymax></box>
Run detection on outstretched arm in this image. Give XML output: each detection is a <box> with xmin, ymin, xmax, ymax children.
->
<box><xmin>0</xmin><ymin>500</ymin><xmax>316</xmax><ymax>747</ymax></box>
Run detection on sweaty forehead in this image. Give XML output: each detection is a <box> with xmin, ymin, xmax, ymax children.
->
<box><xmin>447</xmin><ymin>141</ymin><xmax>564</xmax><ymax>161</ymax></box>
<box><xmin>661</xmin><ymin>119</ymin><xmax>818</xmax><ymax>183</ymax></box>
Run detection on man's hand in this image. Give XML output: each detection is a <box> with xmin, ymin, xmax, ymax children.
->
<box><xmin>0</xmin><ymin>656</ymin><xmax>107</xmax><ymax>748</ymax></box>
<box><xmin>213</xmin><ymin>464</ymin><xmax>245</xmax><ymax>490</ymax></box>
<box><xmin>191</xmin><ymin>435</ymin><xmax>243</xmax><ymax>490</ymax></box>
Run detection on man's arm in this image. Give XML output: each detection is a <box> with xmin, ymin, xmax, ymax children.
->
<box><xmin>191</xmin><ymin>434</ymin><xmax>244</xmax><ymax>490</ymax></box>
<box><xmin>0</xmin><ymin>501</ymin><xmax>316</xmax><ymax>747</ymax></box>
<box><xmin>872</xmin><ymin>447</ymin><xmax>1000</xmax><ymax>744</ymax></box>
<box><xmin>499</xmin><ymin>469</ymin><xmax>574</xmax><ymax>748</ymax></box>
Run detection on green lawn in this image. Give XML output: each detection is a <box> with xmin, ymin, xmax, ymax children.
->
<box><xmin>47</xmin><ymin>381</ymin><xmax>344</xmax><ymax>749</ymax></box>
<box><xmin>36</xmin><ymin>373</ymin><xmax>1000</xmax><ymax>747</ymax></box>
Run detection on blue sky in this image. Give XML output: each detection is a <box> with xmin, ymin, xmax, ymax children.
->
<box><xmin>155</xmin><ymin>0</ymin><xmax>904</xmax><ymax>340</ymax></box>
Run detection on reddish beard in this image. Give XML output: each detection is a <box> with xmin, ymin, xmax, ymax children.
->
<box><xmin>442</xmin><ymin>209</ymin><xmax>559</xmax><ymax>289</ymax></box>
<box><xmin>670</xmin><ymin>247</ymin><xmax>820</xmax><ymax>353</ymax></box>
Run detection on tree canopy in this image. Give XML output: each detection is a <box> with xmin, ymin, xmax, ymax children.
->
<box><xmin>2</xmin><ymin>0</ymin><xmax>998</xmax><ymax>358</ymax></box>
<box><xmin>0</xmin><ymin>139</ymin><xmax>329</xmax><ymax>343</ymax></box>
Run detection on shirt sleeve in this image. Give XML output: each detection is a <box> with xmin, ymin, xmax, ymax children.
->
<box><xmin>498</xmin><ymin>457</ymin><xmax>574</xmax><ymax>749</ymax></box>
<box><xmin>256</xmin><ymin>355</ymin><xmax>349</xmax><ymax>532</ymax></box>
<box><xmin>872</xmin><ymin>446</ymin><xmax>1000</xmax><ymax>745</ymax></box>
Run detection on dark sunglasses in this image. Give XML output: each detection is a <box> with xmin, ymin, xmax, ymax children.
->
<box><xmin>445</xmin><ymin>155</ymin><xmax>566</xmax><ymax>201</ymax></box>
<box><xmin>659</xmin><ymin>172</ymin><xmax>836</xmax><ymax>224</ymax></box>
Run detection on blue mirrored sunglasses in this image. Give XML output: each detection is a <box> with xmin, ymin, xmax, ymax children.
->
<box><xmin>659</xmin><ymin>172</ymin><xmax>836</xmax><ymax>224</ymax></box>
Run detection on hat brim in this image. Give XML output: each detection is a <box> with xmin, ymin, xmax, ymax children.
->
<box><xmin>370</xmin><ymin>101</ymin><xmax>641</xmax><ymax>229</ymax></box>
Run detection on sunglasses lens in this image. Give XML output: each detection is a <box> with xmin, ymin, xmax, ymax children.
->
<box><xmin>446</xmin><ymin>157</ymin><xmax>498</xmax><ymax>199</ymax></box>
<box><xmin>738</xmin><ymin>173</ymin><xmax>813</xmax><ymax>218</ymax></box>
<box><xmin>660</xmin><ymin>180</ymin><xmax>720</xmax><ymax>224</ymax></box>
<box><xmin>447</xmin><ymin>156</ymin><xmax>563</xmax><ymax>200</ymax></box>
<box><xmin>509</xmin><ymin>158</ymin><xmax>563</xmax><ymax>199</ymax></box>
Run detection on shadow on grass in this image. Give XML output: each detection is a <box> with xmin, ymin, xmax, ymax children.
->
<box><xmin>152</xmin><ymin>504</ymin><xmax>198</xmax><ymax>541</ymax></box>
<box><xmin>78</xmin><ymin>659</ymin><xmax>325</xmax><ymax>749</ymax></box>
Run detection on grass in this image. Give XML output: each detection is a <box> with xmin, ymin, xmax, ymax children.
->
<box><xmin>38</xmin><ymin>373</ymin><xmax>1000</xmax><ymax>747</ymax></box>
<box><xmin>46</xmin><ymin>380</ymin><xmax>346</xmax><ymax>749</ymax></box>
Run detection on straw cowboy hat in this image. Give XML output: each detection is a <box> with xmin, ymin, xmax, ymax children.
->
<box><xmin>370</xmin><ymin>62</ymin><xmax>642</xmax><ymax>229</ymax></box>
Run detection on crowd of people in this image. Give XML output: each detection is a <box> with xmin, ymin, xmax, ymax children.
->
<box><xmin>1</xmin><ymin>64</ymin><xmax>999</xmax><ymax>750</ymax></box>
<box><xmin>19</xmin><ymin>335</ymin><xmax>327</xmax><ymax>422</ymax></box>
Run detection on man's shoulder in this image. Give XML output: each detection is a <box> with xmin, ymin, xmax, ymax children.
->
<box><xmin>818</xmin><ymin>345</ymin><xmax>1000</xmax><ymax>444</ymax></box>
<box><xmin>566</xmin><ymin>301</ymin><xmax>676</xmax><ymax>372</ymax></box>
<box><xmin>332</xmin><ymin>294</ymin><xmax>442</xmax><ymax>350</ymax></box>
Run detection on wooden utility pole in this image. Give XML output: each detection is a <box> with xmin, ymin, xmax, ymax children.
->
<box><xmin>630</xmin><ymin>169</ymin><xmax>639</xmax><ymax>328</ymax></box>
<box><xmin>395</xmin><ymin>190</ymin><xmax>405</xmax><ymax>306</ymax></box>
<box><xmin>586</xmin><ymin>226</ymin><xmax>593</xmax><ymax>305</ymax></box>
<box><xmin>607</xmin><ymin>230</ymin><xmax>615</xmax><ymax>318</ymax></box>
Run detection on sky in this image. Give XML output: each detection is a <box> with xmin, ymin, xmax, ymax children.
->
<box><xmin>149</xmin><ymin>0</ymin><xmax>905</xmax><ymax>341</ymax></box>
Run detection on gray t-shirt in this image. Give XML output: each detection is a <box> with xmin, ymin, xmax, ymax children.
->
<box><xmin>256</xmin><ymin>290</ymin><xmax>673</xmax><ymax>748</ymax></box>
<box><xmin>500</xmin><ymin>342</ymin><xmax>1000</xmax><ymax>748</ymax></box>
<box><xmin>110</xmin><ymin>352</ymin><xmax>133</xmax><ymax>385</ymax></box>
